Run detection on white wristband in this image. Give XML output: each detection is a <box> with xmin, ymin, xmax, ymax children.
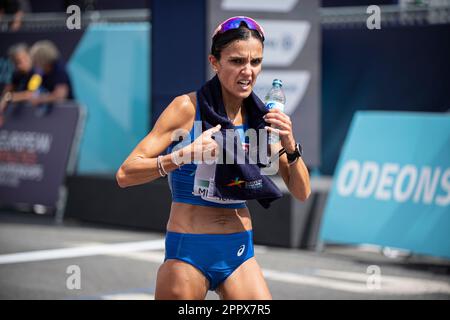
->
<box><xmin>156</xmin><ymin>155</ymin><xmax>166</xmax><ymax>177</ymax></box>
<box><xmin>159</xmin><ymin>155</ymin><xmax>168</xmax><ymax>176</ymax></box>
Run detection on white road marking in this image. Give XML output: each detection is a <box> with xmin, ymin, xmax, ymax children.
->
<box><xmin>263</xmin><ymin>268</ymin><xmax>450</xmax><ymax>295</ymax></box>
<box><xmin>1</xmin><ymin>240</ymin><xmax>449</xmax><ymax>296</ymax></box>
<box><xmin>109</xmin><ymin>251</ymin><xmax>165</xmax><ymax>262</ymax></box>
<box><xmin>0</xmin><ymin>239</ymin><xmax>165</xmax><ymax>265</ymax></box>
<box><xmin>0</xmin><ymin>240</ymin><xmax>267</xmax><ymax>265</ymax></box>
<box><xmin>105</xmin><ymin>248</ymin><xmax>450</xmax><ymax>296</ymax></box>
<box><xmin>101</xmin><ymin>293</ymin><xmax>155</xmax><ymax>300</ymax></box>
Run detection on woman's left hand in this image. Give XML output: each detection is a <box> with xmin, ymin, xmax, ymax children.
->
<box><xmin>263</xmin><ymin>108</ymin><xmax>296</xmax><ymax>153</ymax></box>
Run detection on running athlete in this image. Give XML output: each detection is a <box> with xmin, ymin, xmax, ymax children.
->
<box><xmin>116</xmin><ymin>16</ymin><xmax>311</xmax><ymax>300</ymax></box>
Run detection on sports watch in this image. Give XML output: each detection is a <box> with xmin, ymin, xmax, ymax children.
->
<box><xmin>286</xmin><ymin>143</ymin><xmax>303</xmax><ymax>164</ymax></box>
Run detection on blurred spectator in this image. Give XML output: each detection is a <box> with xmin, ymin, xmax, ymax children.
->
<box><xmin>28</xmin><ymin>40</ymin><xmax>74</xmax><ymax>108</ymax></box>
<box><xmin>0</xmin><ymin>40</ymin><xmax>74</xmax><ymax>125</ymax></box>
<box><xmin>0</xmin><ymin>43</ymin><xmax>37</xmax><ymax>126</ymax></box>
<box><xmin>0</xmin><ymin>0</ymin><xmax>31</xmax><ymax>31</ymax></box>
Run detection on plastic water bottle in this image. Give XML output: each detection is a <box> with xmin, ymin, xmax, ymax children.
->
<box><xmin>264</xmin><ymin>79</ymin><xmax>286</xmax><ymax>143</ymax></box>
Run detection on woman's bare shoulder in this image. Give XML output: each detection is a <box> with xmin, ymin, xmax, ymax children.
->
<box><xmin>156</xmin><ymin>92</ymin><xmax>196</xmax><ymax>131</ymax></box>
<box><xmin>124</xmin><ymin>92</ymin><xmax>197</xmax><ymax>159</ymax></box>
<box><xmin>168</xmin><ymin>92</ymin><xmax>195</xmax><ymax>120</ymax></box>
<box><xmin>172</xmin><ymin>92</ymin><xmax>196</xmax><ymax>113</ymax></box>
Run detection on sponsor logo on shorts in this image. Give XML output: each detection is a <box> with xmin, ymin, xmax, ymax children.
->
<box><xmin>237</xmin><ymin>244</ymin><xmax>246</xmax><ymax>257</ymax></box>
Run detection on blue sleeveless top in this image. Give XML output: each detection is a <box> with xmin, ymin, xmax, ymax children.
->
<box><xmin>166</xmin><ymin>97</ymin><xmax>248</xmax><ymax>209</ymax></box>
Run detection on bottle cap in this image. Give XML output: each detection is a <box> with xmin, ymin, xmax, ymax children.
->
<box><xmin>272</xmin><ymin>79</ymin><xmax>283</xmax><ymax>87</ymax></box>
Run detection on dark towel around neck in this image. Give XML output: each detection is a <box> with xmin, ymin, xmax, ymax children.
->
<box><xmin>197</xmin><ymin>75</ymin><xmax>283</xmax><ymax>209</ymax></box>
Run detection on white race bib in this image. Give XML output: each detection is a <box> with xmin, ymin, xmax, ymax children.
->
<box><xmin>193</xmin><ymin>162</ymin><xmax>246</xmax><ymax>204</ymax></box>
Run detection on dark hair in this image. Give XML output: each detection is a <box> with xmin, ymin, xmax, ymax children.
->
<box><xmin>210</xmin><ymin>23</ymin><xmax>264</xmax><ymax>60</ymax></box>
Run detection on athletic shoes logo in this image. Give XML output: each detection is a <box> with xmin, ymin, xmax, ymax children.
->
<box><xmin>237</xmin><ymin>245</ymin><xmax>246</xmax><ymax>257</ymax></box>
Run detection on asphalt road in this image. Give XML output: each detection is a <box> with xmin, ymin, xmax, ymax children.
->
<box><xmin>0</xmin><ymin>211</ymin><xmax>449</xmax><ymax>300</ymax></box>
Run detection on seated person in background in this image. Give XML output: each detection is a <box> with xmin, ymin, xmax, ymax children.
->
<box><xmin>28</xmin><ymin>40</ymin><xmax>74</xmax><ymax>109</ymax></box>
<box><xmin>0</xmin><ymin>42</ymin><xmax>40</xmax><ymax>126</ymax></box>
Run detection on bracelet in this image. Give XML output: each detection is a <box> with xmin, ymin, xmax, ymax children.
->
<box><xmin>159</xmin><ymin>155</ymin><xmax>168</xmax><ymax>176</ymax></box>
<box><xmin>156</xmin><ymin>156</ymin><xmax>163</xmax><ymax>177</ymax></box>
<box><xmin>156</xmin><ymin>155</ymin><xmax>166</xmax><ymax>177</ymax></box>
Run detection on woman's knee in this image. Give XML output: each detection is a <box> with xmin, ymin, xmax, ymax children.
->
<box><xmin>155</xmin><ymin>282</ymin><xmax>187</xmax><ymax>300</ymax></box>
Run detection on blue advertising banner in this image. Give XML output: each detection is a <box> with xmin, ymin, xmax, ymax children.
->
<box><xmin>319</xmin><ymin>112</ymin><xmax>450</xmax><ymax>259</ymax></box>
<box><xmin>0</xmin><ymin>103</ymin><xmax>82</xmax><ymax>207</ymax></box>
<box><xmin>68</xmin><ymin>23</ymin><xmax>150</xmax><ymax>174</ymax></box>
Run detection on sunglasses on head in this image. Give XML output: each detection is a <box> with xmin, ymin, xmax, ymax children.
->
<box><xmin>213</xmin><ymin>16</ymin><xmax>265</xmax><ymax>41</ymax></box>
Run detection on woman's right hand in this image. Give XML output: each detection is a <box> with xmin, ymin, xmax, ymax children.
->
<box><xmin>176</xmin><ymin>124</ymin><xmax>222</xmax><ymax>164</ymax></box>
